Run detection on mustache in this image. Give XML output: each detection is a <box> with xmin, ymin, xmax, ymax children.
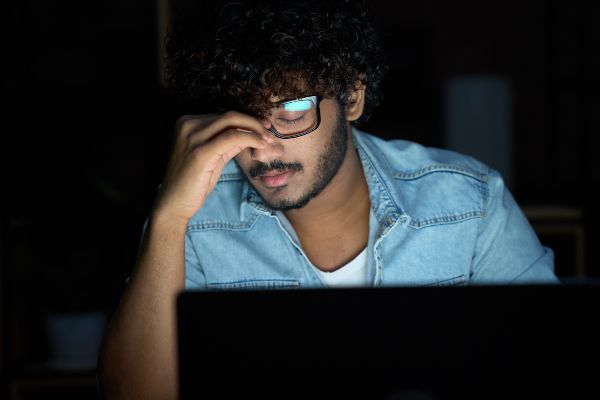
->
<box><xmin>249</xmin><ymin>160</ymin><xmax>303</xmax><ymax>178</ymax></box>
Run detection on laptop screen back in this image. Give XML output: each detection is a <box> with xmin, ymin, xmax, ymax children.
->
<box><xmin>177</xmin><ymin>285</ymin><xmax>599</xmax><ymax>400</ymax></box>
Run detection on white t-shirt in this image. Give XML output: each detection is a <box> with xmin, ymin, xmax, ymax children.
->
<box><xmin>312</xmin><ymin>247</ymin><xmax>368</xmax><ymax>287</ymax></box>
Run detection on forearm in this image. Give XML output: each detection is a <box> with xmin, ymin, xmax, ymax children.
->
<box><xmin>97</xmin><ymin>112</ymin><xmax>268</xmax><ymax>399</ymax></box>
<box><xmin>98</xmin><ymin>212</ymin><xmax>188</xmax><ymax>399</ymax></box>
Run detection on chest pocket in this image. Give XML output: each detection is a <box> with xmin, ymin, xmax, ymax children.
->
<box><xmin>394</xmin><ymin>165</ymin><xmax>486</xmax><ymax>229</ymax></box>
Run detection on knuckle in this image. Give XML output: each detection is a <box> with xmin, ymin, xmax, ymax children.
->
<box><xmin>175</xmin><ymin>114</ymin><xmax>195</xmax><ymax>127</ymax></box>
<box><xmin>177</xmin><ymin>114</ymin><xmax>195</xmax><ymax>122</ymax></box>
<box><xmin>177</xmin><ymin>114</ymin><xmax>216</xmax><ymax>131</ymax></box>
<box><xmin>175</xmin><ymin>115</ymin><xmax>196</xmax><ymax>135</ymax></box>
<box><xmin>222</xmin><ymin>110</ymin><xmax>241</xmax><ymax>119</ymax></box>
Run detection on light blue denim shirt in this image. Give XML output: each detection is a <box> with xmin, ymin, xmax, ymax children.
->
<box><xmin>182</xmin><ymin>128</ymin><xmax>558</xmax><ymax>289</ymax></box>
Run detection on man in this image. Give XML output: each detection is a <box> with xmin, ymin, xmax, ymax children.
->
<box><xmin>98</xmin><ymin>1</ymin><xmax>558</xmax><ymax>398</ymax></box>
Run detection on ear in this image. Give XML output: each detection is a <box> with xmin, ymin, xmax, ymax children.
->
<box><xmin>345</xmin><ymin>81</ymin><xmax>366</xmax><ymax>122</ymax></box>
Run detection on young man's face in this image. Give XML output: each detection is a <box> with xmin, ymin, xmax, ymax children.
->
<box><xmin>234</xmin><ymin>96</ymin><xmax>349</xmax><ymax>211</ymax></box>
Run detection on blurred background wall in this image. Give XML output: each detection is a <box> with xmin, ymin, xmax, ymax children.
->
<box><xmin>1</xmin><ymin>0</ymin><xmax>598</xmax><ymax>398</ymax></box>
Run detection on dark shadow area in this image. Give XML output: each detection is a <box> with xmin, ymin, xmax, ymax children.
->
<box><xmin>1</xmin><ymin>0</ymin><xmax>598</xmax><ymax>398</ymax></box>
<box><xmin>177</xmin><ymin>285</ymin><xmax>600</xmax><ymax>400</ymax></box>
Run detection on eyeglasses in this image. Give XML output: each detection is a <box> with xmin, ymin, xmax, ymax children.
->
<box><xmin>267</xmin><ymin>96</ymin><xmax>322</xmax><ymax>139</ymax></box>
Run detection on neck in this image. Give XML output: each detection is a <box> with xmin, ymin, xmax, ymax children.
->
<box><xmin>284</xmin><ymin>131</ymin><xmax>370</xmax><ymax>235</ymax></box>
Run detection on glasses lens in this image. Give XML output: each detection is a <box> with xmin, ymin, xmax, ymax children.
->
<box><xmin>269</xmin><ymin>97</ymin><xmax>318</xmax><ymax>137</ymax></box>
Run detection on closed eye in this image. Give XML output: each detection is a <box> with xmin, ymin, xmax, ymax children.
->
<box><xmin>277</xmin><ymin>115</ymin><xmax>306</xmax><ymax>125</ymax></box>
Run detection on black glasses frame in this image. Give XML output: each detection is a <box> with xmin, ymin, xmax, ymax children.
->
<box><xmin>267</xmin><ymin>96</ymin><xmax>322</xmax><ymax>139</ymax></box>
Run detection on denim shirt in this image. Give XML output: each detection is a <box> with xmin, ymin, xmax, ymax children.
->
<box><xmin>182</xmin><ymin>128</ymin><xmax>558</xmax><ymax>290</ymax></box>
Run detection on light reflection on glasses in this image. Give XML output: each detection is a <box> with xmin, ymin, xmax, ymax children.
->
<box><xmin>267</xmin><ymin>96</ymin><xmax>321</xmax><ymax>139</ymax></box>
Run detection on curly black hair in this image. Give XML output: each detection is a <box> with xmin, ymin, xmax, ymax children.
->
<box><xmin>165</xmin><ymin>0</ymin><xmax>388</xmax><ymax>125</ymax></box>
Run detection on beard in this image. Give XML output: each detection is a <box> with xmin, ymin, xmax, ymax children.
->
<box><xmin>248</xmin><ymin>107</ymin><xmax>349</xmax><ymax>211</ymax></box>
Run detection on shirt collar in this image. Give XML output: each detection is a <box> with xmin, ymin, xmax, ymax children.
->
<box><xmin>352</xmin><ymin>127</ymin><xmax>409</xmax><ymax>231</ymax></box>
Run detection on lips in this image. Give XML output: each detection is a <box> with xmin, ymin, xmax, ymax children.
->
<box><xmin>259</xmin><ymin>171</ymin><xmax>293</xmax><ymax>188</ymax></box>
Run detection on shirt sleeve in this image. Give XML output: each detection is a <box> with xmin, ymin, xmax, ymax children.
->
<box><xmin>471</xmin><ymin>169</ymin><xmax>560</xmax><ymax>284</ymax></box>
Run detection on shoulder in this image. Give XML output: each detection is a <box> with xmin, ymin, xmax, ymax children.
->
<box><xmin>356</xmin><ymin>130</ymin><xmax>489</xmax><ymax>179</ymax></box>
<box><xmin>354</xmin><ymin>130</ymin><xmax>501</xmax><ymax>228</ymax></box>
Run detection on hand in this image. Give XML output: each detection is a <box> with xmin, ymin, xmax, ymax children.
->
<box><xmin>151</xmin><ymin>111</ymin><xmax>273</xmax><ymax>224</ymax></box>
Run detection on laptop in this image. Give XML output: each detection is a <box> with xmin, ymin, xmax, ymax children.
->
<box><xmin>177</xmin><ymin>284</ymin><xmax>600</xmax><ymax>400</ymax></box>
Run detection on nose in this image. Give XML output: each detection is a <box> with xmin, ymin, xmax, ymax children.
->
<box><xmin>251</xmin><ymin>131</ymin><xmax>284</xmax><ymax>162</ymax></box>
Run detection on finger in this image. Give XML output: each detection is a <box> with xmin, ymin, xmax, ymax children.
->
<box><xmin>200</xmin><ymin>128</ymin><xmax>268</xmax><ymax>162</ymax></box>
<box><xmin>173</xmin><ymin>114</ymin><xmax>219</xmax><ymax>141</ymax></box>
<box><xmin>176</xmin><ymin>113</ymin><xmax>220</xmax><ymax>128</ymax></box>
<box><xmin>188</xmin><ymin>124</ymin><xmax>272</xmax><ymax>154</ymax></box>
<box><xmin>187</xmin><ymin>111</ymin><xmax>271</xmax><ymax>143</ymax></box>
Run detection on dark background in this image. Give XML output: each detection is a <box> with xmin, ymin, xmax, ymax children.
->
<box><xmin>1</xmin><ymin>0</ymin><xmax>598</xmax><ymax>398</ymax></box>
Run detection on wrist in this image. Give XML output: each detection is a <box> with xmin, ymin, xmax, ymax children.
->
<box><xmin>149</xmin><ymin>209</ymin><xmax>190</xmax><ymax>235</ymax></box>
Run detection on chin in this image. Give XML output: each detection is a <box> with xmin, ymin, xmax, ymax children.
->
<box><xmin>275</xmin><ymin>193</ymin><xmax>318</xmax><ymax>211</ymax></box>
